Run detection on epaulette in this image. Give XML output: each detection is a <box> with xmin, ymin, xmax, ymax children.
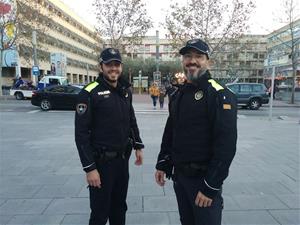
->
<box><xmin>208</xmin><ymin>79</ymin><xmax>224</xmax><ymax>91</ymax></box>
<box><xmin>84</xmin><ymin>81</ymin><xmax>99</xmax><ymax>92</ymax></box>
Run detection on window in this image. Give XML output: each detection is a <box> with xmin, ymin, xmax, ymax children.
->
<box><xmin>227</xmin><ymin>84</ymin><xmax>239</xmax><ymax>93</ymax></box>
<box><xmin>48</xmin><ymin>86</ymin><xmax>64</xmax><ymax>93</ymax></box>
<box><xmin>240</xmin><ymin>84</ymin><xmax>251</xmax><ymax>92</ymax></box>
<box><xmin>252</xmin><ymin>85</ymin><xmax>263</xmax><ymax>92</ymax></box>
<box><xmin>65</xmin><ymin>86</ymin><xmax>81</xmax><ymax>94</ymax></box>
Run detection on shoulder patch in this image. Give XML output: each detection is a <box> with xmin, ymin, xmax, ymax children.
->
<box><xmin>208</xmin><ymin>79</ymin><xmax>224</xmax><ymax>91</ymax></box>
<box><xmin>84</xmin><ymin>82</ymin><xmax>99</xmax><ymax>92</ymax></box>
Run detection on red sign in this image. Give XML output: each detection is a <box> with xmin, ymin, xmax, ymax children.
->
<box><xmin>0</xmin><ymin>2</ymin><xmax>12</xmax><ymax>15</ymax></box>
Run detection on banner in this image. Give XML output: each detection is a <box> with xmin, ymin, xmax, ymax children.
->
<box><xmin>50</xmin><ymin>53</ymin><xmax>67</xmax><ymax>77</ymax></box>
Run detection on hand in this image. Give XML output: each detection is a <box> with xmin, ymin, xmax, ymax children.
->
<box><xmin>155</xmin><ymin>170</ymin><xmax>166</xmax><ymax>186</ymax></box>
<box><xmin>86</xmin><ymin>169</ymin><xmax>101</xmax><ymax>188</ymax></box>
<box><xmin>195</xmin><ymin>191</ymin><xmax>213</xmax><ymax>207</ymax></box>
<box><xmin>135</xmin><ymin>149</ymin><xmax>143</xmax><ymax>166</ymax></box>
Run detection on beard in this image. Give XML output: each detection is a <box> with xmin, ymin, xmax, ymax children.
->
<box><xmin>184</xmin><ymin>64</ymin><xmax>207</xmax><ymax>83</ymax></box>
<box><xmin>103</xmin><ymin>72</ymin><xmax>119</xmax><ymax>83</ymax></box>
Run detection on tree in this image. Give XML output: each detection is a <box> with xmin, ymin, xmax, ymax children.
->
<box><xmin>93</xmin><ymin>0</ymin><xmax>153</xmax><ymax>51</ymax></box>
<box><xmin>164</xmin><ymin>0</ymin><xmax>255</xmax><ymax>56</ymax></box>
<box><xmin>278</xmin><ymin>0</ymin><xmax>299</xmax><ymax>104</ymax></box>
<box><xmin>0</xmin><ymin>0</ymin><xmax>51</xmax><ymax>95</ymax></box>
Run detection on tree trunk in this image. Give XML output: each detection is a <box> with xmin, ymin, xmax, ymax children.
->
<box><xmin>290</xmin><ymin>57</ymin><xmax>296</xmax><ymax>104</ymax></box>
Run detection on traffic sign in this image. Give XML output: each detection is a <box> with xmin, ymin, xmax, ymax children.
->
<box><xmin>32</xmin><ymin>66</ymin><xmax>40</xmax><ymax>76</ymax></box>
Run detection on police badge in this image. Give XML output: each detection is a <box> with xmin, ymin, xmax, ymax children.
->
<box><xmin>194</xmin><ymin>90</ymin><xmax>203</xmax><ymax>100</ymax></box>
<box><xmin>76</xmin><ymin>103</ymin><xmax>87</xmax><ymax>115</ymax></box>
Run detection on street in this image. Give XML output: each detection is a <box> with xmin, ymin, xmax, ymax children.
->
<box><xmin>0</xmin><ymin>98</ymin><xmax>299</xmax><ymax>225</ymax></box>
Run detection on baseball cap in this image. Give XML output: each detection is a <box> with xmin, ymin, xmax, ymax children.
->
<box><xmin>99</xmin><ymin>48</ymin><xmax>122</xmax><ymax>64</ymax></box>
<box><xmin>179</xmin><ymin>39</ymin><xmax>210</xmax><ymax>58</ymax></box>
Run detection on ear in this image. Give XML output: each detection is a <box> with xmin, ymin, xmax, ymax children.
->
<box><xmin>98</xmin><ymin>63</ymin><xmax>103</xmax><ymax>72</ymax></box>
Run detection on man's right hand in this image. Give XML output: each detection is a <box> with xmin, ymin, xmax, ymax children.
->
<box><xmin>155</xmin><ymin>170</ymin><xmax>166</xmax><ymax>186</ymax></box>
<box><xmin>86</xmin><ymin>169</ymin><xmax>101</xmax><ymax>188</ymax></box>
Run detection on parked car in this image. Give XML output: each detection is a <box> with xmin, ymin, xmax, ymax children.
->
<box><xmin>31</xmin><ymin>85</ymin><xmax>82</xmax><ymax>111</ymax></box>
<box><xmin>226</xmin><ymin>83</ymin><xmax>269</xmax><ymax>110</ymax></box>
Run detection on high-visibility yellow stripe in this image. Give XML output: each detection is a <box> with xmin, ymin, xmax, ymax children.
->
<box><xmin>208</xmin><ymin>79</ymin><xmax>224</xmax><ymax>91</ymax></box>
<box><xmin>84</xmin><ymin>82</ymin><xmax>99</xmax><ymax>92</ymax></box>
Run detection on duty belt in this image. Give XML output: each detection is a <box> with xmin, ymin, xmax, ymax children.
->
<box><xmin>175</xmin><ymin>162</ymin><xmax>207</xmax><ymax>177</ymax></box>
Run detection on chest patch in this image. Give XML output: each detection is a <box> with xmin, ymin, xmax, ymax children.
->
<box><xmin>98</xmin><ymin>90</ymin><xmax>110</xmax><ymax>96</ymax></box>
<box><xmin>194</xmin><ymin>90</ymin><xmax>203</xmax><ymax>100</ymax></box>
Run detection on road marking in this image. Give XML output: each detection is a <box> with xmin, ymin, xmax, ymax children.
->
<box><xmin>27</xmin><ymin>110</ymin><xmax>40</xmax><ymax>114</ymax></box>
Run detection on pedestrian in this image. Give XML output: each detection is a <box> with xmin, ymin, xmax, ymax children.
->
<box><xmin>158</xmin><ymin>87</ymin><xmax>166</xmax><ymax>109</ymax></box>
<box><xmin>149</xmin><ymin>82</ymin><xmax>160</xmax><ymax>109</ymax></box>
<box><xmin>155</xmin><ymin>39</ymin><xmax>237</xmax><ymax>225</ymax></box>
<box><xmin>75</xmin><ymin>47</ymin><xmax>144</xmax><ymax>225</ymax></box>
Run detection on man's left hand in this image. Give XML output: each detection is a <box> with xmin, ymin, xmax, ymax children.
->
<box><xmin>195</xmin><ymin>191</ymin><xmax>213</xmax><ymax>207</ymax></box>
<box><xmin>134</xmin><ymin>149</ymin><xmax>143</xmax><ymax>166</ymax></box>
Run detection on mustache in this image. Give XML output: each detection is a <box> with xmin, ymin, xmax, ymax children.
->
<box><xmin>186</xmin><ymin>63</ymin><xmax>200</xmax><ymax>68</ymax></box>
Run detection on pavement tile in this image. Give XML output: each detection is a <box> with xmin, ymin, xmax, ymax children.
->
<box><xmin>275</xmin><ymin>194</ymin><xmax>300</xmax><ymax>209</ymax></box>
<box><xmin>43</xmin><ymin>198</ymin><xmax>89</xmax><ymax>215</ymax></box>
<box><xmin>0</xmin><ymin>185</ymin><xmax>41</xmax><ymax>199</ymax></box>
<box><xmin>126</xmin><ymin>212</ymin><xmax>170</xmax><ymax>225</ymax></box>
<box><xmin>6</xmin><ymin>214</ymin><xmax>64</xmax><ymax>225</ymax></box>
<box><xmin>0</xmin><ymin>199</ymin><xmax>52</xmax><ymax>215</ymax></box>
<box><xmin>269</xmin><ymin>209</ymin><xmax>300</xmax><ymax>225</ymax></box>
<box><xmin>60</xmin><ymin>214</ymin><xmax>89</xmax><ymax>224</ymax></box>
<box><xmin>223</xmin><ymin>210</ymin><xmax>280</xmax><ymax>225</ymax></box>
<box><xmin>232</xmin><ymin>194</ymin><xmax>289</xmax><ymax>210</ymax></box>
<box><xmin>144</xmin><ymin>196</ymin><xmax>178</xmax><ymax>212</ymax></box>
<box><xmin>128</xmin><ymin>184</ymin><xmax>164</xmax><ymax>196</ymax></box>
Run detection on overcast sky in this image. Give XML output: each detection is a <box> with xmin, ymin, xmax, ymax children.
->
<box><xmin>60</xmin><ymin>0</ymin><xmax>288</xmax><ymax>36</ymax></box>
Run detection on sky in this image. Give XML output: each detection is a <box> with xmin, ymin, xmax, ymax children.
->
<box><xmin>60</xmin><ymin>0</ymin><xmax>288</xmax><ymax>36</ymax></box>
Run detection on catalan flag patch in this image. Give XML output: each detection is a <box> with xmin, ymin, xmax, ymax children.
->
<box><xmin>223</xmin><ymin>104</ymin><xmax>231</xmax><ymax>110</ymax></box>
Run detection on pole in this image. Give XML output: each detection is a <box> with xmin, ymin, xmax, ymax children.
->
<box><xmin>269</xmin><ymin>66</ymin><xmax>275</xmax><ymax>121</ymax></box>
<box><xmin>86</xmin><ymin>63</ymin><xmax>89</xmax><ymax>83</ymax></box>
<box><xmin>32</xmin><ymin>30</ymin><xmax>38</xmax><ymax>85</ymax></box>
<box><xmin>156</xmin><ymin>30</ymin><xmax>159</xmax><ymax>72</ymax></box>
<box><xmin>138</xmin><ymin>70</ymin><xmax>142</xmax><ymax>95</ymax></box>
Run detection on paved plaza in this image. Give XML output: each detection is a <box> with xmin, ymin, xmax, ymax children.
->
<box><xmin>0</xmin><ymin>97</ymin><xmax>299</xmax><ymax>225</ymax></box>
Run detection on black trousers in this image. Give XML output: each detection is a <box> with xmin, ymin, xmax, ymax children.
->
<box><xmin>89</xmin><ymin>157</ymin><xmax>129</xmax><ymax>225</ymax></box>
<box><xmin>173</xmin><ymin>173</ymin><xmax>223</xmax><ymax>225</ymax></box>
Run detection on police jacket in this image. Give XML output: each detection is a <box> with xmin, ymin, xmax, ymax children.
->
<box><xmin>75</xmin><ymin>74</ymin><xmax>144</xmax><ymax>173</ymax></box>
<box><xmin>156</xmin><ymin>71</ymin><xmax>237</xmax><ymax>198</ymax></box>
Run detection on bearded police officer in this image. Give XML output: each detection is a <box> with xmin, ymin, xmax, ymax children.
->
<box><xmin>75</xmin><ymin>48</ymin><xmax>144</xmax><ymax>225</ymax></box>
<box><xmin>155</xmin><ymin>39</ymin><xmax>237</xmax><ymax>225</ymax></box>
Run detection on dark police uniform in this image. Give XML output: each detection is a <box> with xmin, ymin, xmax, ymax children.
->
<box><xmin>75</xmin><ymin>73</ymin><xmax>144</xmax><ymax>225</ymax></box>
<box><xmin>156</xmin><ymin>39</ymin><xmax>237</xmax><ymax>225</ymax></box>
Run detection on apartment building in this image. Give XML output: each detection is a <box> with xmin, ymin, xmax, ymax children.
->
<box><xmin>2</xmin><ymin>0</ymin><xmax>101</xmax><ymax>86</ymax></box>
<box><xmin>264</xmin><ymin>18</ymin><xmax>300</xmax><ymax>87</ymax></box>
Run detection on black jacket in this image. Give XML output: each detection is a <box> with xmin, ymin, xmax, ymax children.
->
<box><xmin>156</xmin><ymin>71</ymin><xmax>237</xmax><ymax>198</ymax></box>
<box><xmin>75</xmin><ymin>74</ymin><xmax>144</xmax><ymax>173</ymax></box>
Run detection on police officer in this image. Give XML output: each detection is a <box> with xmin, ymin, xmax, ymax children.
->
<box><xmin>155</xmin><ymin>39</ymin><xmax>237</xmax><ymax>225</ymax></box>
<box><xmin>75</xmin><ymin>48</ymin><xmax>144</xmax><ymax>225</ymax></box>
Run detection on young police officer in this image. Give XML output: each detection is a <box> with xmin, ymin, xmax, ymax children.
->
<box><xmin>75</xmin><ymin>48</ymin><xmax>144</xmax><ymax>225</ymax></box>
<box><xmin>155</xmin><ymin>39</ymin><xmax>237</xmax><ymax>225</ymax></box>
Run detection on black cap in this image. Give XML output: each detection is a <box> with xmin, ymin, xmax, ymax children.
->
<box><xmin>99</xmin><ymin>48</ymin><xmax>122</xmax><ymax>64</ymax></box>
<box><xmin>179</xmin><ymin>39</ymin><xmax>210</xmax><ymax>58</ymax></box>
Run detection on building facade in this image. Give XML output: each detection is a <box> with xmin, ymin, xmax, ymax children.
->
<box><xmin>264</xmin><ymin>19</ymin><xmax>300</xmax><ymax>87</ymax></box>
<box><xmin>2</xmin><ymin>0</ymin><xmax>101</xmax><ymax>87</ymax></box>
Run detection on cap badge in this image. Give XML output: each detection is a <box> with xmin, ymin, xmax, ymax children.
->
<box><xmin>188</xmin><ymin>39</ymin><xmax>198</xmax><ymax>44</ymax></box>
<box><xmin>109</xmin><ymin>49</ymin><xmax>117</xmax><ymax>55</ymax></box>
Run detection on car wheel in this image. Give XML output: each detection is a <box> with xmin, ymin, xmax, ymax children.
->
<box><xmin>15</xmin><ymin>92</ymin><xmax>24</xmax><ymax>100</ymax></box>
<box><xmin>249</xmin><ymin>98</ymin><xmax>261</xmax><ymax>110</ymax></box>
<box><xmin>40</xmin><ymin>99</ymin><xmax>51</xmax><ymax>111</ymax></box>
